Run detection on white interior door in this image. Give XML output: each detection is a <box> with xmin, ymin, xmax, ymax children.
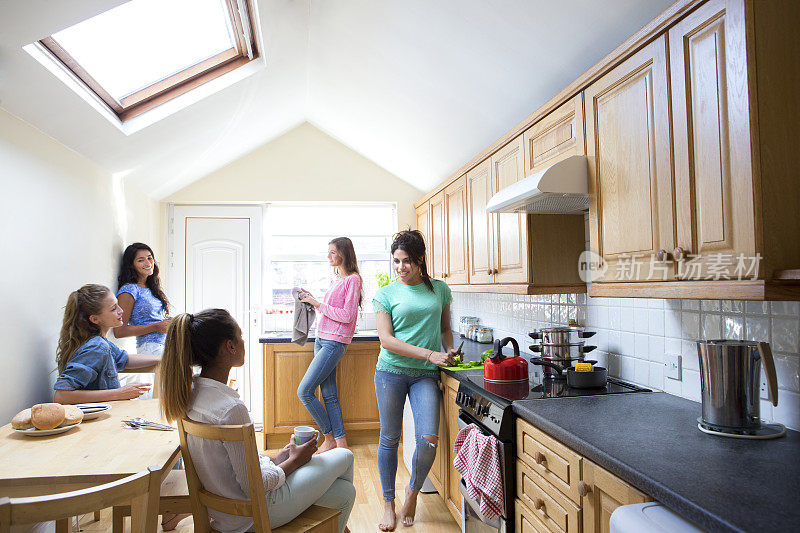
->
<box><xmin>169</xmin><ymin>204</ymin><xmax>263</xmax><ymax>424</ymax></box>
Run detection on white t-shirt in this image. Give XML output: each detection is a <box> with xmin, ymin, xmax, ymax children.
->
<box><xmin>187</xmin><ymin>376</ymin><xmax>285</xmax><ymax>533</ymax></box>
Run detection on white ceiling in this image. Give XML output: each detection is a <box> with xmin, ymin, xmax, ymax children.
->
<box><xmin>0</xmin><ymin>0</ymin><xmax>673</xmax><ymax>198</ymax></box>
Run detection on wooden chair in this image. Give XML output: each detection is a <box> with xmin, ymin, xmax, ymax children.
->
<box><xmin>0</xmin><ymin>467</ymin><xmax>161</xmax><ymax>533</ymax></box>
<box><xmin>178</xmin><ymin>417</ymin><xmax>340</xmax><ymax>533</ymax></box>
<box><xmin>112</xmin><ymin>468</ymin><xmax>192</xmax><ymax>532</ymax></box>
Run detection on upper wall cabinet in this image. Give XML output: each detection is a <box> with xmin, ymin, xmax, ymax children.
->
<box><xmin>444</xmin><ymin>176</ymin><xmax>469</xmax><ymax>284</ymax></box>
<box><xmin>523</xmin><ymin>93</ymin><xmax>585</xmax><ymax>175</ymax></box>
<box><xmin>588</xmin><ymin>0</ymin><xmax>800</xmax><ymax>299</ymax></box>
<box><xmin>586</xmin><ymin>35</ymin><xmax>675</xmax><ymax>283</ymax></box>
<box><xmin>491</xmin><ymin>137</ymin><xmax>529</xmax><ymax>284</ymax></box>
<box><xmin>429</xmin><ymin>191</ymin><xmax>446</xmax><ymax>279</ymax></box>
<box><xmin>418</xmin><ymin>0</ymin><xmax>799</xmax><ymax>300</ymax></box>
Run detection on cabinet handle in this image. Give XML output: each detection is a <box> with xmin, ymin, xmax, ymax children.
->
<box><xmin>534</xmin><ymin>451</ymin><xmax>546</xmax><ymax>465</ymax></box>
<box><xmin>442</xmin><ymin>273</ymin><xmax>448</xmax><ymax>278</ymax></box>
<box><xmin>533</xmin><ymin>498</ymin><xmax>545</xmax><ymax>511</ymax></box>
<box><xmin>656</xmin><ymin>249</ymin><xmax>669</xmax><ymax>262</ymax></box>
<box><xmin>493</xmin><ymin>268</ymin><xmax>499</xmax><ymax>274</ymax></box>
<box><xmin>487</xmin><ymin>269</ymin><xmax>493</xmax><ymax>275</ymax></box>
<box><xmin>673</xmin><ymin>247</ymin><xmax>688</xmax><ymax>261</ymax></box>
<box><xmin>578</xmin><ymin>481</ymin><xmax>592</xmax><ymax>497</ymax></box>
<box><xmin>437</xmin><ymin>381</ymin><xmax>444</xmax><ymax>391</ymax></box>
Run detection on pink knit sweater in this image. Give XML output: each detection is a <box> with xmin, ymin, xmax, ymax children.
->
<box><xmin>316</xmin><ymin>274</ymin><xmax>362</xmax><ymax>344</ymax></box>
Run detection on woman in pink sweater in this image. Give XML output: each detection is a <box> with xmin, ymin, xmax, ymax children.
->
<box><xmin>298</xmin><ymin>237</ymin><xmax>363</xmax><ymax>453</ymax></box>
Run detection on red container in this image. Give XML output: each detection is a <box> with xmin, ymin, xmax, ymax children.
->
<box><xmin>484</xmin><ymin>337</ymin><xmax>529</xmax><ymax>383</ymax></box>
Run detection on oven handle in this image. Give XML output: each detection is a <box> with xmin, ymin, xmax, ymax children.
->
<box><xmin>460</xmin><ymin>478</ymin><xmax>502</xmax><ymax>529</ymax></box>
<box><xmin>457</xmin><ymin>411</ymin><xmax>493</xmax><ymax>436</ymax></box>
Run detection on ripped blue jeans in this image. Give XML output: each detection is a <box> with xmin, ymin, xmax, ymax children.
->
<box><xmin>374</xmin><ymin>370</ymin><xmax>441</xmax><ymax>501</ymax></box>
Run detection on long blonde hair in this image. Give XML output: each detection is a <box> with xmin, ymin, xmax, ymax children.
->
<box><xmin>56</xmin><ymin>284</ymin><xmax>111</xmax><ymax>374</ymax></box>
<box><xmin>159</xmin><ymin>309</ymin><xmax>238</xmax><ymax>422</ymax></box>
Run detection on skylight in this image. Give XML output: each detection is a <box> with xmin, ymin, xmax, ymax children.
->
<box><xmin>38</xmin><ymin>0</ymin><xmax>258</xmax><ymax>122</ymax></box>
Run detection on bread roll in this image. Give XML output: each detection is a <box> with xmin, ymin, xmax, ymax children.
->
<box><xmin>11</xmin><ymin>408</ymin><xmax>33</xmax><ymax>430</ymax></box>
<box><xmin>62</xmin><ymin>405</ymin><xmax>84</xmax><ymax>426</ymax></box>
<box><xmin>31</xmin><ymin>403</ymin><xmax>66</xmax><ymax>430</ymax></box>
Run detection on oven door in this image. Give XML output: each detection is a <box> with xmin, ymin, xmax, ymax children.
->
<box><xmin>457</xmin><ymin>411</ymin><xmax>511</xmax><ymax>533</ymax></box>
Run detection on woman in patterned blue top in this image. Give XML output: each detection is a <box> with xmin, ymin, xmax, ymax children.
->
<box><xmin>115</xmin><ymin>243</ymin><xmax>172</xmax><ymax>355</ymax></box>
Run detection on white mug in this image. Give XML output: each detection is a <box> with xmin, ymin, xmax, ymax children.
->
<box><xmin>293</xmin><ymin>426</ymin><xmax>319</xmax><ymax>445</ymax></box>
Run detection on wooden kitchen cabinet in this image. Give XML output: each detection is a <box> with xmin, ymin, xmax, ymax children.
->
<box><xmin>443</xmin><ymin>176</ymin><xmax>469</xmax><ymax>284</ymax></box>
<box><xmin>464</xmin><ymin>140</ymin><xmax>586</xmax><ymax>292</ymax></box>
<box><xmin>582</xmin><ymin>459</ymin><xmax>649</xmax><ymax>533</ymax></box>
<box><xmin>585</xmin><ymin>35</ymin><xmax>675</xmax><ymax>283</ymax></box>
<box><xmin>262</xmin><ymin>342</ymin><xmax>381</xmax><ymax>448</ymax></box>
<box><xmin>466</xmin><ymin>158</ymin><xmax>495</xmax><ymax>285</ymax></box>
<box><xmin>416</xmin><ymin>200</ymin><xmax>431</xmax><ymax>252</ymax></box>
<box><xmin>442</xmin><ymin>374</ymin><xmax>462</xmax><ymax>522</ymax></box>
<box><xmin>429</xmin><ymin>191</ymin><xmax>446</xmax><ymax>279</ymax></box>
<box><xmin>523</xmin><ymin>93</ymin><xmax>585</xmax><ymax>176</ymax></box>
<box><xmin>516</xmin><ymin>418</ymin><xmax>650</xmax><ymax>533</ymax></box>
<box><xmin>491</xmin><ymin>136</ymin><xmax>529</xmax><ymax>284</ymax></box>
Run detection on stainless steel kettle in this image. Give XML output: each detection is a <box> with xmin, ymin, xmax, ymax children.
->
<box><xmin>696</xmin><ymin>339</ymin><xmax>778</xmax><ymax>431</ymax></box>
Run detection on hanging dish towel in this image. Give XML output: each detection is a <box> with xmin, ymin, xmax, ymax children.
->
<box><xmin>291</xmin><ymin>287</ymin><xmax>316</xmax><ymax>345</ymax></box>
<box><xmin>453</xmin><ymin>424</ymin><xmax>504</xmax><ymax>521</ymax></box>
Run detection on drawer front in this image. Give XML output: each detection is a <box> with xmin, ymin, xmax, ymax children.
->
<box><xmin>517</xmin><ymin>460</ymin><xmax>582</xmax><ymax>533</ymax></box>
<box><xmin>516</xmin><ymin>498</ymin><xmax>554</xmax><ymax>533</ymax></box>
<box><xmin>517</xmin><ymin>419</ymin><xmax>582</xmax><ymax>503</ymax></box>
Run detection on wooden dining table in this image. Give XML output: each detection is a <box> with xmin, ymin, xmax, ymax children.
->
<box><xmin>0</xmin><ymin>399</ymin><xmax>181</xmax><ymax>499</ymax></box>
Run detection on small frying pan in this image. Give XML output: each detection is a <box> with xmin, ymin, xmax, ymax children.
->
<box><xmin>531</xmin><ymin>358</ymin><xmax>607</xmax><ymax>388</ymax></box>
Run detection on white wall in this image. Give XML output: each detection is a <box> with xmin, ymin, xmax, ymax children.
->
<box><xmin>0</xmin><ymin>108</ymin><xmax>159</xmax><ymax>421</ymax></box>
<box><xmin>162</xmin><ymin>121</ymin><xmax>423</xmax><ymax>230</ymax></box>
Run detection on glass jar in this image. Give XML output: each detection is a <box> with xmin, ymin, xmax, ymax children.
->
<box><xmin>459</xmin><ymin>316</ymin><xmax>480</xmax><ymax>337</ymax></box>
<box><xmin>477</xmin><ymin>327</ymin><xmax>494</xmax><ymax>344</ymax></box>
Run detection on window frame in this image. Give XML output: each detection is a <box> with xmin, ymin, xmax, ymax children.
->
<box><xmin>262</xmin><ymin>202</ymin><xmax>398</xmax><ymax>315</ymax></box>
<box><xmin>38</xmin><ymin>0</ymin><xmax>258</xmax><ymax>122</ymax></box>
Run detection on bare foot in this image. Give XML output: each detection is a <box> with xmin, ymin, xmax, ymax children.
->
<box><xmin>335</xmin><ymin>436</ymin><xmax>349</xmax><ymax>450</ymax></box>
<box><xmin>315</xmin><ymin>434</ymin><xmax>337</xmax><ymax>454</ymax></box>
<box><xmin>400</xmin><ymin>485</ymin><xmax>419</xmax><ymax>527</ymax></box>
<box><xmin>161</xmin><ymin>513</ymin><xmax>190</xmax><ymax>531</ymax></box>
<box><xmin>379</xmin><ymin>500</ymin><xmax>397</xmax><ymax>531</ymax></box>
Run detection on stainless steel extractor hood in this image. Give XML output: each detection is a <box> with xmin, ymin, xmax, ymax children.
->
<box><xmin>486</xmin><ymin>155</ymin><xmax>588</xmax><ymax>214</ymax></box>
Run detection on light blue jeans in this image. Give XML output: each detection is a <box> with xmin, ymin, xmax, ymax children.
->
<box><xmin>374</xmin><ymin>370</ymin><xmax>441</xmax><ymax>501</ymax></box>
<box><xmin>297</xmin><ymin>338</ymin><xmax>348</xmax><ymax>439</ymax></box>
<box><xmin>267</xmin><ymin>448</ymin><xmax>355</xmax><ymax>533</ymax></box>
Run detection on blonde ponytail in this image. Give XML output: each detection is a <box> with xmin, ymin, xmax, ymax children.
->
<box><xmin>160</xmin><ymin>314</ymin><xmax>194</xmax><ymax>422</ymax></box>
<box><xmin>159</xmin><ymin>309</ymin><xmax>238</xmax><ymax>422</ymax></box>
<box><xmin>56</xmin><ymin>285</ymin><xmax>110</xmax><ymax>374</ymax></box>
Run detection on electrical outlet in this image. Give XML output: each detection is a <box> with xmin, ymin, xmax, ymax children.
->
<box><xmin>665</xmin><ymin>354</ymin><xmax>682</xmax><ymax>380</ymax></box>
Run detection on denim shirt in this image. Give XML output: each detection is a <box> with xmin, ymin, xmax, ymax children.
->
<box><xmin>54</xmin><ymin>336</ymin><xmax>129</xmax><ymax>391</ymax></box>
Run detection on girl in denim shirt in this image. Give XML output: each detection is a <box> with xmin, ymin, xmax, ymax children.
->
<box><xmin>53</xmin><ymin>284</ymin><xmax>161</xmax><ymax>404</ymax></box>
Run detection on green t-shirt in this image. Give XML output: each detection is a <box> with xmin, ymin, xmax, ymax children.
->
<box><xmin>372</xmin><ymin>279</ymin><xmax>452</xmax><ymax>373</ymax></box>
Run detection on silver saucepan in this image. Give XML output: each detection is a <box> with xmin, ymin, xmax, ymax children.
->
<box><xmin>529</xmin><ymin>327</ymin><xmax>596</xmax><ymax>345</ymax></box>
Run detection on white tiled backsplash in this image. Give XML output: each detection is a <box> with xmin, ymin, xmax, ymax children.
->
<box><xmin>451</xmin><ymin>293</ymin><xmax>800</xmax><ymax>430</ymax></box>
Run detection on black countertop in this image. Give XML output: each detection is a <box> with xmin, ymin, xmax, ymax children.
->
<box><xmin>260</xmin><ymin>330</ymin><xmax>380</xmax><ymax>343</ymax></box>
<box><xmin>513</xmin><ymin>393</ymin><xmax>800</xmax><ymax>532</ymax></box>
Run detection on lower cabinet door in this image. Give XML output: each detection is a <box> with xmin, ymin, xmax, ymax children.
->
<box><xmin>516</xmin><ymin>499</ymin><xmax>556</xmax><ymax>533</ymax></box>
<box><xmin>582</xmin><ymin>460</ymin><xmax>649</xmax><ymax>533</ymax></box>
<box><xmin>517</xmin><ymin>460</ymin><xmax>581</xmax><ymax>533</ymax></box>
<box><xmin>444</xmin><ymin>377</ymin><xmax>462</xmax><ymax>521</ymax></box>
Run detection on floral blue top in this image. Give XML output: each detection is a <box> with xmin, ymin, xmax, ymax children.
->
<box><xmin>53</xmin><ymin>336</ymin><xmax>129</xmax><ymax>391</ymax></box>
<box><xmin>117</xmin><ymin>283</ymin><xmax>166</xmax><ymax>347</ymax></box>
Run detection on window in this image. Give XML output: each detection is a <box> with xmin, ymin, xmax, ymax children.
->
<box><xmin>38</xmin><ymin>0</ymin><xmax>258</xmax><ymax>122</ymax></box>
<box><xmin>264</xmin><ymin>203</ymin><xmax>397</xmax><ymax>330</ymax></box>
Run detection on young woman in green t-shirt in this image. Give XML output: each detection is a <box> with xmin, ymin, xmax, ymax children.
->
<box><xmin>372</xmin><ymin>230</ymin><xmax>458</xmax><ymax>531</ymax></box>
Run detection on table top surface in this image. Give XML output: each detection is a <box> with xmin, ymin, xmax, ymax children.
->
<box><xmin>0</xmin><ymin>399</ymin><xmax>180</xmax><ymax>487</ymax></box>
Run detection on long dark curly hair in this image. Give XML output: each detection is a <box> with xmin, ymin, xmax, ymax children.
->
<box><xmin>391</xmin><ymin>229</ymin><xmax>434</xmax><ymax>292</ymax></box>
<box><xmin>117</xmin><ymin>243</ymin><xmax>170</xmax><ymax>314</ymax></box>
